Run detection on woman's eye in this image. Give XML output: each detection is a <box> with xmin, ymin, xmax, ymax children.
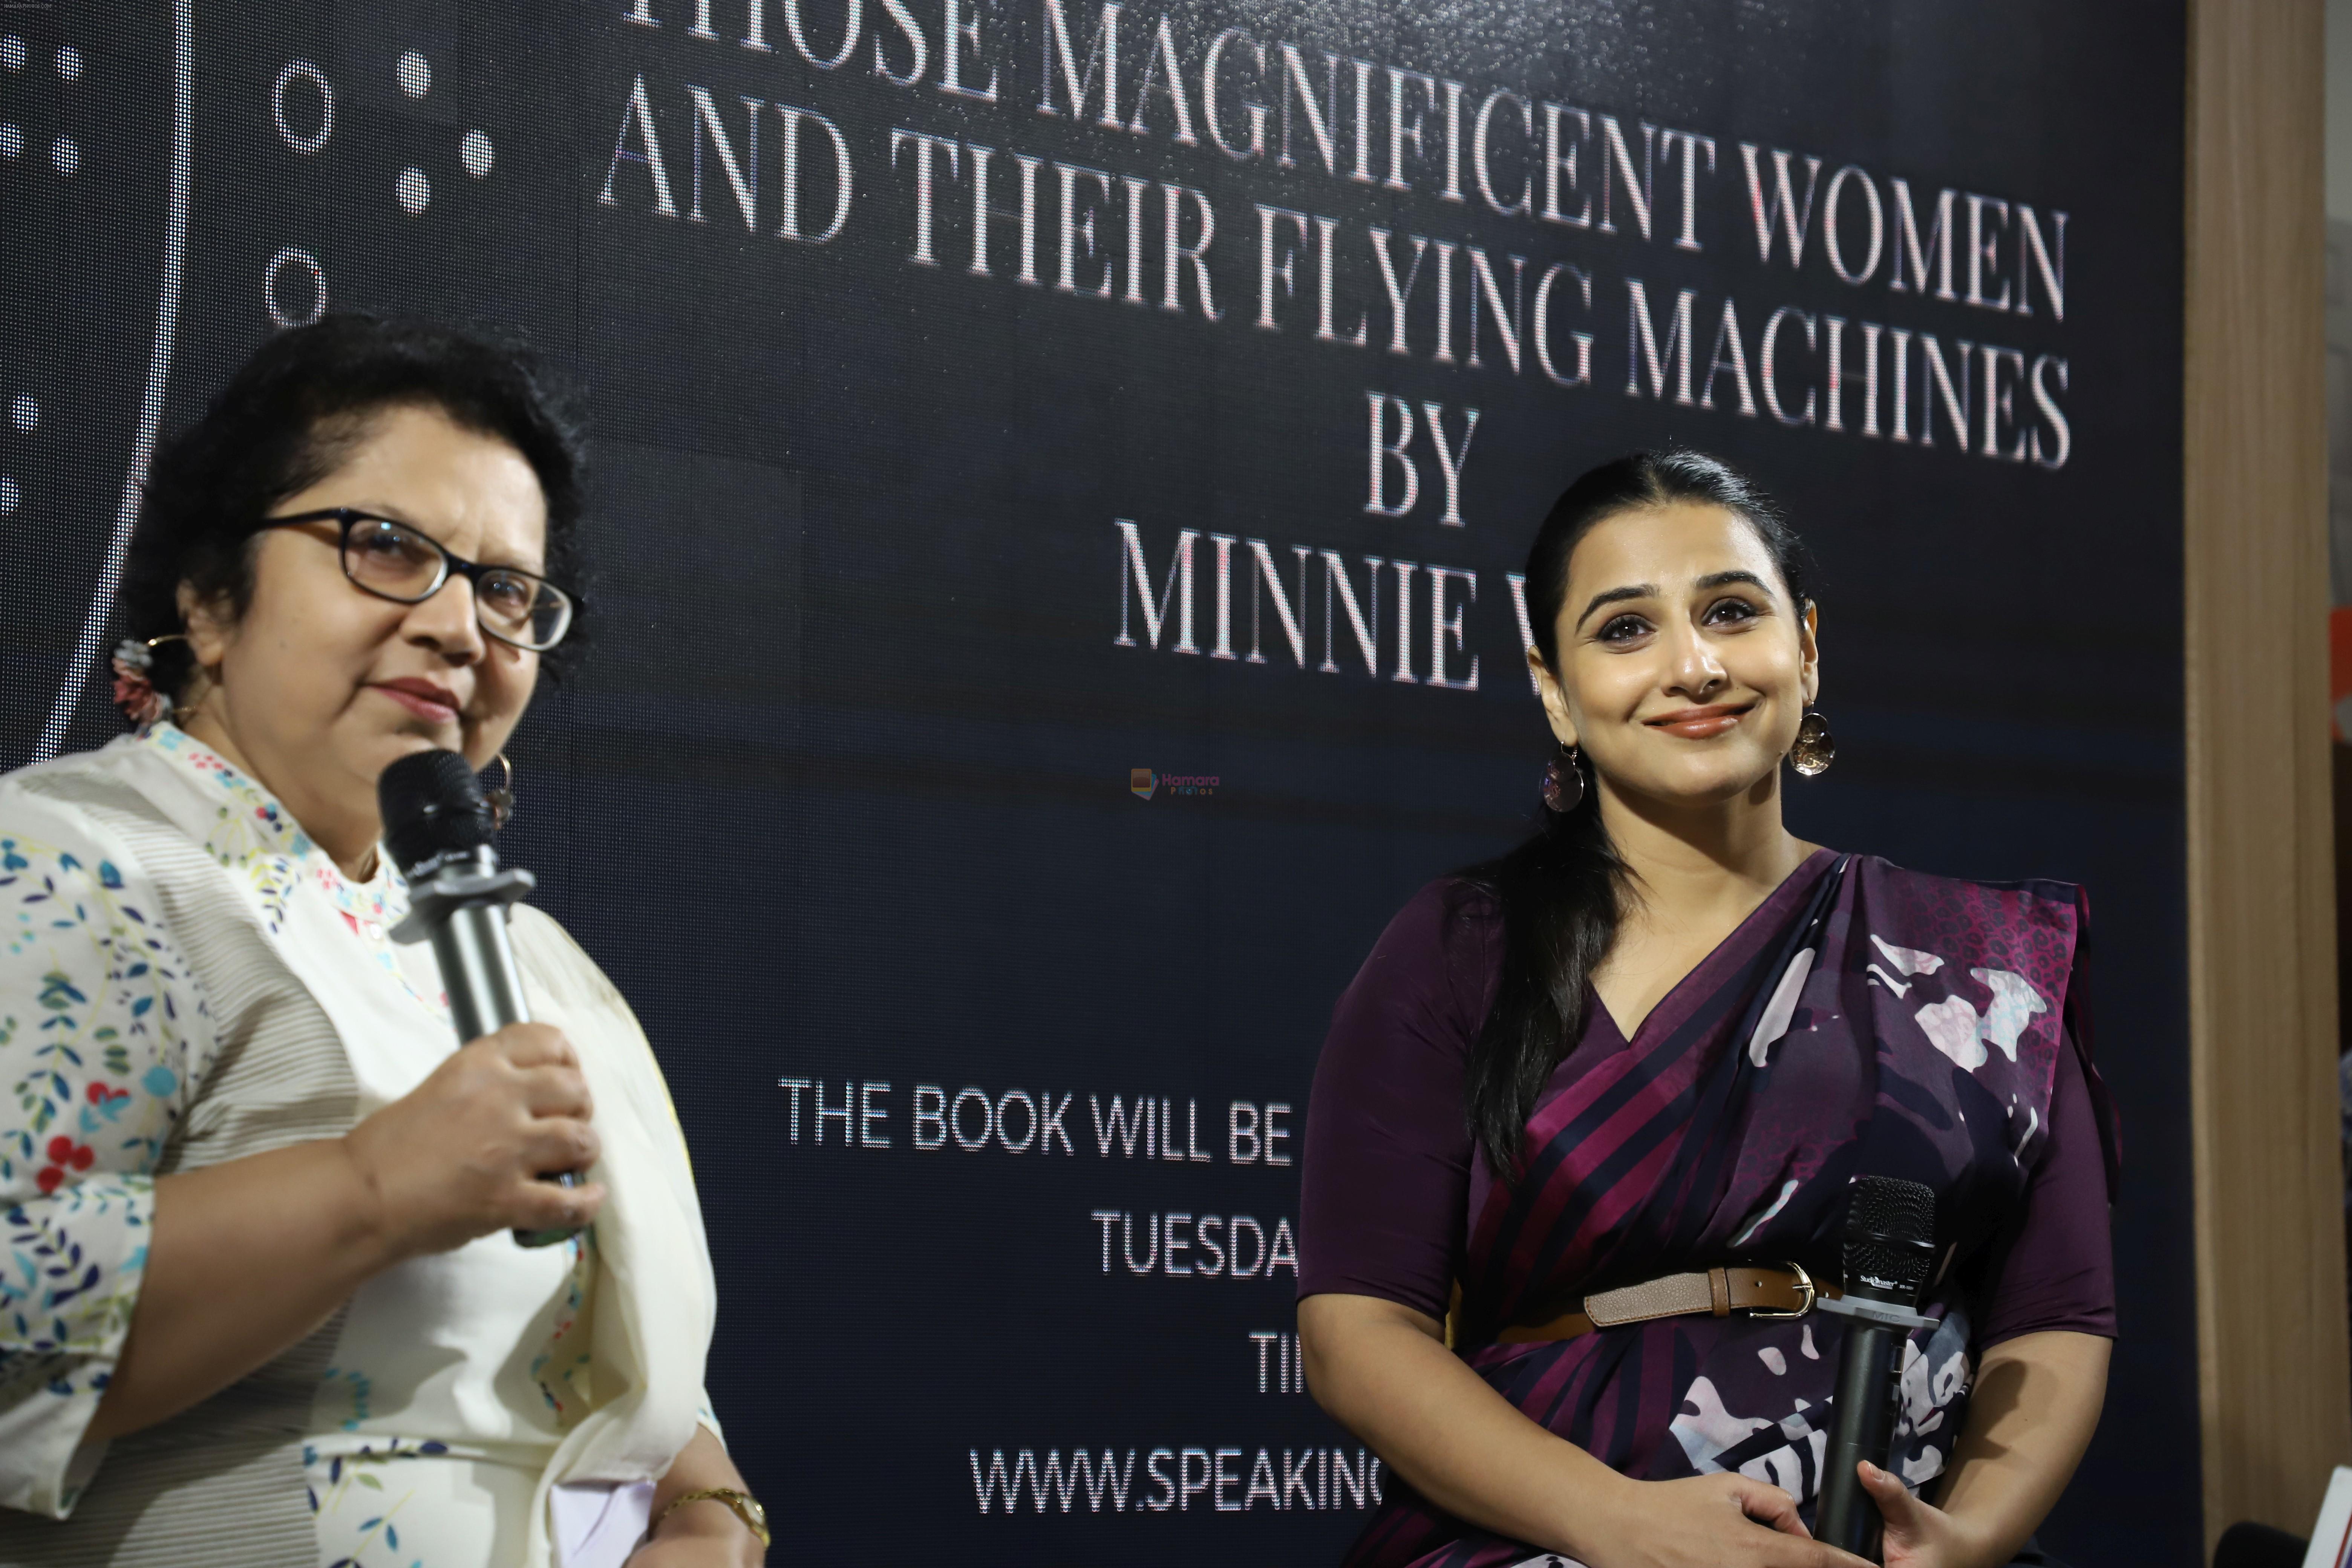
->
<box><xmin>1597</xmin><ymin>614</ymin><xmax>1650</xmax><ymax>644</ymax></box>
<box><xmin>1704</xmin><ymin>597</ymin><xmax>1760</xmax><ymax>625</ymax></box>
<box><xmin>480</xmin><ymin>574</ymin><xmax>533</xmax><ymax>613</ymax></box>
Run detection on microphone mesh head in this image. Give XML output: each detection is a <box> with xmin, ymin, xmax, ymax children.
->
<box><xmin>378</xmin><ymin>749</ymin><xmax>495</xmax><ymax>876</ymax></box>
<box><xmin>1841</xmin><ymin>1175</ymin><xmax>1937</xmax><ymax>1305</ymax></box>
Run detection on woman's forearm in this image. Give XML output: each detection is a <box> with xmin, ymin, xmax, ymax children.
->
<box><xmin>89</xmin><ymin>1138</ymin><xmax>398</xmax><ymax>1441</ymax></box>
<box><xmin>645</xmin><ymin>1426</ymin><xmax>763</xmax><ymax>1563</ymax></box>
<box><xmin>90</xmin><ymin>1024</ymin><xmax>608</xmax><ymax>1443</ymax></box>
<box><xmin>1934</xmin><ymin>1331</ymin><xmax>2110</xmax><ymax>1565</ymax></box>
<box><xmin>1298</xmin><ymin>1293</ymin><xmax>1631</xmax><ymax>1559</ymax></box>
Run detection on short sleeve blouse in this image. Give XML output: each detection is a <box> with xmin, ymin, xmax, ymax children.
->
<box><xmin>1297</xmin><ymin>880</ymin><xmax>2115</xmax><ymax>1346</ymax></box>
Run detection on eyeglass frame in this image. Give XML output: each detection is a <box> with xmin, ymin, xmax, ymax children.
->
<box><xmin>262</xmin><ymin>506</ymin><xmax>580</xmax><ymax>652</ymax></box>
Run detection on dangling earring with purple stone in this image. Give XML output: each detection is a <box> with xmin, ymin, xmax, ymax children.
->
<box><xmin>1542</xmin><ymin>742</ymin><xmax>1585</xmax><ymax>813</ymax></box>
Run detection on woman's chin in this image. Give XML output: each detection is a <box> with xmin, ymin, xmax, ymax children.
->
<box><xmin>1618</xmin><ymin>758</ymin><xmax>1783</xmax><ymax>812</ymax></box>
<box><xmin>346</xmin><ymin>730</ymin><xmax>459</xmax><ymax>787</ymax></box>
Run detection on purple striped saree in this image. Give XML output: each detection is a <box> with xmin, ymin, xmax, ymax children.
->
<box><xmin>1343</xmin><ymin>850</ymin><xmax>2111</xmax><ymax>1568</ymax></box>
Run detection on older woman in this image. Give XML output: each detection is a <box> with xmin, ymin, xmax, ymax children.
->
<box><xmin>0</xmin><ymin>317</ymin><xmax>765</xmax><ymax>1566</ymax></box>
<box><xmin>1298</xmin><ymin>451</ymin><xmax>2115</xmax><ymax>1568</ymax></box>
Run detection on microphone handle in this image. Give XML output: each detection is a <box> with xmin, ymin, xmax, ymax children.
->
<box><xmin>434</xmin><ymin>903</ymin><xmax>530</xmax><ymax>1042</ymax></box>
<box><xmin>1816</xmin><ymin>1318</ymin><xmax>1903</xmax><ymax>1561</ymax></box>
<box><xmin>426</xmin><ymin>902</ymin><xmax>583</xmax><ymax>1249</ymax></box>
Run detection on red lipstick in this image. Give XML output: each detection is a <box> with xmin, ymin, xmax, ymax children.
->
<box><xmin>371</xmin><ymin>678</ymin><xmax>461</xmax><ymax>724</ymax></box>
<box><xmin>1646</xmin><ymin>702</ymin><xmax>1753</xmax><ymax>740</ymax></box>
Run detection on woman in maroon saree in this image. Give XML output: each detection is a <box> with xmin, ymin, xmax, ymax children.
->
<box><xmin>1297</xmin><ymin>452</ymin><xmax>2115</xmax><ymax>1568</ymax></box>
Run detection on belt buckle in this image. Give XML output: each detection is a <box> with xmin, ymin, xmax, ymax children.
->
<box><xmin>1749</xmin><ymin>1260</ymin><xmax>1816</xmax><ymax>1320</ymax></box>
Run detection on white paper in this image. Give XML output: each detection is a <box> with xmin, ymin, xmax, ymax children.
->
<box><xmin>552</xmin><ymin>1479</ymin><xmax>656</xmax><ymax>1568</ymax></box>
<box><xmin>2302</xmin><ymin>1467</ymin><xmax>2352</xmax><ymax>1568</ymax></box>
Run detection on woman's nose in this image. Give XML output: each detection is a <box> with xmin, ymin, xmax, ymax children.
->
<box><xmin>1665</xmin><ymin>623</ymin><xmax>1727</xmax><ymax>697</ymax></box>
<box><xmin>404</xmin><ymin>578</ymin><xmax>487</xmax><ymax>660</ymax></box>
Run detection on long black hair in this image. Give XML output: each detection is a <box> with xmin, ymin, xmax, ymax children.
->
<box><xmin>1456</xmin><ymin>449</ymin><xmax>1811</xmax><ymax>1179</ymax></box>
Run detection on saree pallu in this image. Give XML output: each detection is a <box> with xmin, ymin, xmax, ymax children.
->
<box><xmin>1346</xmin><ymin>851</ymin><xmax>2111</xmax><ymax>1568</ymax></box>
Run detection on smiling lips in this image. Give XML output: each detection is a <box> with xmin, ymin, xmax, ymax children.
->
<box><xmin>372</xmin><ymin>679</ymin><xmax>462</xmax><ymax>724</ymax></box>
<box><xmin>1646</xmin><ymin>702</ymin><xmax>1753</xmax><ymax>740</ymax></box>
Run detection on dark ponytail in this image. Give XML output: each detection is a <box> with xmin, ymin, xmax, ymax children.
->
<box><xmin>1456</xmin><ymin>449</ymin><xmax>1811</xmax><ymax>1179</ymax></box>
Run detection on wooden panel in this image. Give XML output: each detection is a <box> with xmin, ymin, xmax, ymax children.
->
<box><xmin>2186</xmin><ymin>0</ymin><xmax>2350</xmax><ymax>1548</ymax></box>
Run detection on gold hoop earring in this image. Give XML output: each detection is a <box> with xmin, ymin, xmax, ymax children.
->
<box><xmin>484</xmin><ymin>753</ymin><xmax>514</xmax><ymax>830</ymax></box>
<box><xmin>1790</xmin><ymin>710</ymin><xmax>1836</xmax><ymax>777</ymax></box>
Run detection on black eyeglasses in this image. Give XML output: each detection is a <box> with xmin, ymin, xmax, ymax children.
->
<box><xmin>266</xmin><ymin>507</ymin><xmax>577</xmax><ymax>652</ymax></box>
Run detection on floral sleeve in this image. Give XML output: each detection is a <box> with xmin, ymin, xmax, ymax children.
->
<box><xmin>0</xmin><ymin>824</ymin><xmax>205</xmax><ymax>1518</ymax></box>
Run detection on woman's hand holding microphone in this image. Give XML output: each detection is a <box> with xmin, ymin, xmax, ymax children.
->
<box><xmin>1576</xmin><ymin>1468</ymin><xmax>1991</xmax><ymax>1568</ymax></box>
<box><xmin>1575</xmin><ymin>1473</ymin><xmax>1878</xmax><ymax>1568</ymax></box>
<box><xmin>341</xmin><ymin>1021</ymin><xmax>606</xmax><ymax>1260</ymax></box>
<box><xmin>94</xmin><ymin>1021</ymin><xmax>606</xmax><ymax>1440</ymax></box>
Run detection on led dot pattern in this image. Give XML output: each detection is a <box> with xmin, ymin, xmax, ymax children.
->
<box><xmin>272</xmin><ymin>60</ymin><xmax>333</xmax><ymax>155</ymax></box>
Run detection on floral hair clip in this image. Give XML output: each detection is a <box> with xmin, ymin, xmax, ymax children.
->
<box><xmin>110</xmin><ymin>635</ymin><xmax>181</xmax><ymax>732</ymax></box>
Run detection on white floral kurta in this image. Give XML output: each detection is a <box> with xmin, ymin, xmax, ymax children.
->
<box><xmin>0</xmin><ymin>726</ymin><xmax>718</xmax><ymax>1566</ymax></box>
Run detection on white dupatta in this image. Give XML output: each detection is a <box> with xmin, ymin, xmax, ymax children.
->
<box><xmin>508</xmin><ymin>905</ymin><xmax>718</xmax><ymax>1563</ymax></box>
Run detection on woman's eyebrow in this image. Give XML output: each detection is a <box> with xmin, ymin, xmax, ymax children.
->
<box><xmin>351</xmin><ymin>503</ymin><xmax>546</xmax><ymax>573</ymax></box>
<box><xmin>1694</xmin><ymin>569</ymin><xmax>1771</xmax><ymax>593</ymax></box>
<box><xmin>1576</xmin><ymin>583</ymin><xmax>1656</xmax><ymax>630</ymax></box>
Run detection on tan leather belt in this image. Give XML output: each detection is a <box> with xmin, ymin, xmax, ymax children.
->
<box><xmin>1494</xmin><ymin>1263</ymin><xmax>1833</xmax><ymax>1345</ymax></box>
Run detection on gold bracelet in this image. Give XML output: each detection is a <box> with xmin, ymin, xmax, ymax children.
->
<box><xmin>658</xmin><ymin>1485</ymin><xmax>770</xmax><ymax>1549</ymax></box>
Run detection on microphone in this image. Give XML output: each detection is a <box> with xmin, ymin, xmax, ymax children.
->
<box><xmin>380</xmin><ymin>749</ymin><xmax>580</xmax><ymax>1249</ymax></box>
<box><xmin>1813</xmin><ymin>1175</ymin><xmax>1940</xmax><ymax>1560</ymax></box>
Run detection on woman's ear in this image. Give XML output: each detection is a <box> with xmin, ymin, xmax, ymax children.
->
<box><xmin>1530</xmin><ymin>648</ymin><xmax>1579</xmax><ymax>748</ymax></box>
<box><xmin>1799</xmin><ymin>599</ymin><xmax>1821</xmax><ymax>707</ymax></box>
<box><xmin>177</xmin><ymin>581</ymin><xmax>233</xmax><ymax>670</ymax></box>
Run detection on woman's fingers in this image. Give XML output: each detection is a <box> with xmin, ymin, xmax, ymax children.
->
<box><xmin>1723</xmin><ymin>1478</ymin><xmax>1878</xmax><ymax>1568</ymax></box>
<box><xmin>1795</xmin><ymin>1543</ymin><xmax>1883</xmax><ymax>1568</ymax></box>
<box><xmin>514</xmin><ymin>1176</ymin><xmax>606</xmax><ymax>1232</ymax></box>
<box><xmin>1609</xmin><ymin>1475</ymin><xmax>1883</xmax><ymax>1568</ymax></box>
<box><xmin>522</xmin><ymin>1117</ymin><xmax>600</xmax><ymax>1177</ymax></box>
<box><xmin>515</xmin><ymin>1062</ymin><xmax>593</xmax><ymax>1120</ymax></box>
<box><xmin>340</xmin><ymin>1020</ymin><xmax>607</xmax><ymax>1256</ymax></box>
<box><xmin>489</xmin><ymin>1021</ymin><xmax>577</xmax><ymax>1069</ymax></box>
<box><xmin>1732</xmin><ymin>1478</ymin><xmax>1877</xmax><ymax>1568</ymax></box>
<box><xmin>1854</xmin><ymin>1461</ymin><xmax>1927</xmax><ymax>1541</ymax></box>
<box><xmin>1731</xmin><ymin>1476</ymin><xmax>1810</xmax><ymax>1536</ymax></box>
<box><xmin>495</xmin><ymin>1025</ymin><xmax>591</xmax><ymax>1118</ymax></box>
<box><xmin>1750</xmin><ymin>1495</ymin><xmax>1872</xmax><ymax>1568</ymax></box>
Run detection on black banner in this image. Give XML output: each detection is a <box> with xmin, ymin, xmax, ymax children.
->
<box><xmin>0</xmin><ymin>1</ymin><xmax>2191</xmax><ymax>1560</ymax></box>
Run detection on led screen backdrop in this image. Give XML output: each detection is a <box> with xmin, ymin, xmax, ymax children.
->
<box><xmin>0</xmin><ymin>1</ymin><xmax>2192</xmax><ymax>1560</ymax></box>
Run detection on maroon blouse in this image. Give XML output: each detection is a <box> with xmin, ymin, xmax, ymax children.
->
<box><xmin>1297</xmin><ymin>879</ymin><xmax>2116</xmax><ymax>1346</ymax></box>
